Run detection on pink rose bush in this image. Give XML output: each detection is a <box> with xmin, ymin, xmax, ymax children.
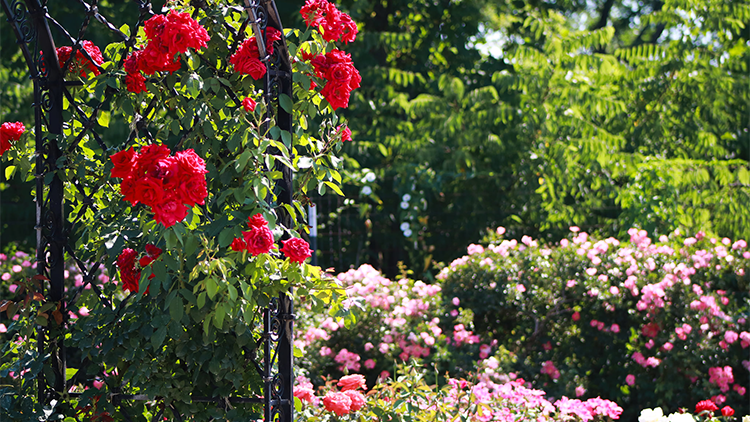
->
<box><xmin>440</xmin><ymin>227</ymin><xmax>749</xmax><ymax>420</ymax></box>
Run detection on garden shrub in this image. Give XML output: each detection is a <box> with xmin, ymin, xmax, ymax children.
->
<box><xmin>440</xmin><ymin>227</ymin><xmax>749</xmax><ymax>421</ymax></box>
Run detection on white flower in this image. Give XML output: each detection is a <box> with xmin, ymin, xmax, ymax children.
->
<box><xmin>639</xmin><ymin>408</ymin><xmax>666</xmax><ymax>422</ymax></box>
<box><xmin>365</xmin><ymin>172</ymin><xmax>376</xmax><ymax>182</ymax></box>
<box><xmin>400</xmin><ymin>222</ymin><xmax>410</xmax><ymax>231</ymax></box>
<box><xmin>403</xmin><ymin>229</ymin><xmax>412</xmax><ymax>237</ymax></box>
<box><xmin>402</xmin><ymin>194</ymin><xmax>411</xmax><ymax>201</ymax></box>
<box><xmin>400</xmin><ymin>201</ymin><xmax>409</xmax><ymax>209</ymax></box>
<box><xmin>666</xmin><ymin>413</ymin><xmax>695</xmax><ymax>422</ymax></box>
<box><xmin>361</xmin><ymin>186</ymin><xmax>372</xmax><ymax>195</ymax></box>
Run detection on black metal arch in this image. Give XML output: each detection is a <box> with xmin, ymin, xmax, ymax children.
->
<box><xmin>1</xmin><ymin>0</ymin><xmax>295</xmax><ymax>420</ymax></box>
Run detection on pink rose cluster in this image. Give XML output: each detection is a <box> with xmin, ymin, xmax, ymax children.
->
<box><xmin>300</xmin><ymin>0</ymin><xmax>358</xmax><ymax>44</ymax></box>
<box><xmin>110</xmin><ymin>145</ymin><xmax>208</xmax><ymax>228</ymax></box>
<box><xmin>229</xmin><ymin>27</ymin><xmax>282</xmax><ymax>80</ymax></box>
<box><xmin>0</xmin><ymin>121</ymin><xmax>25</xmax><ymax>156</ymax></box>
<box><xmin>123</xmin><ymin>11</ymin><xmax>210</xmax><ymax>93</ymax></box>
<box><xmin>294</xmin><ymin>374</ymin><xmax>367</xmax><ymax>416</ymax></box>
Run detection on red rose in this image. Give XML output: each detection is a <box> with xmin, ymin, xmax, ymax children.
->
<box><xmin>695</xmin><ymin>400</ymin><xmax>718</xmax><ymax>414</ymax></box>
<box><xmin>145</xmin><ymin>244</ymin><xmax>162</xmax><ymax>258</ymax></box>
<box><xmin>110</xmin><ymin>148</ymin><xmax>136</xmax><ymax>179</ymax></box>
<box><xmin>125</xmin><ymin>72</ymin><xmax>147</xmax><ymax>94</ymax></box>
<box><xmin>56</xmin><ymin>40</ymin><xmax>103</xmax><ymax>77</ymax></box>
<box><xmin>280</xmin><ymin>237</ymin><xmax>313</xmax><ymax>264</ymax></box>
<box><xmin>337</xmin><ymin>125</ymin><xmax>352</xmax><ymax>142</ymax></box>
<box><xmin>641</xmin><ymin>322</ymin><xmax>659</xmax><ymax>338</ymax></box>
<box><xmin>248</xmin><ymin>214</ymin><xmax>268</xmax><ymax>228</ymax></box>
<box><xmin>119</xmin><ymin>176</ymin><xmax>139</xmax><ymax>206</ymax></box>
<box><xmin>300</xmin><ymin>0</ymin><xmax>357</xmax><ymax>44</ymax></box>
<box><xmin>242</xmin><ymin>97</ymin><xmax>257</xmax><ymax>112</ymax></box>
<box><xmin>133</xmin><ymin>176</ymin><xmax>165</xmax><ymax>207</ymax></box>
<box><xmin>138</xmin><ymin>255</ymin><xmax>154</xmax><ymax>267</ymax></box>
<box><xmin>174</xmin><ymin>149</ymin><xmax>208</xmax><ymax>178</ymax></box>
<box><xmin>150</xmin><ymin>156</ymin><xmax>180</xmax><ymax>189</ymax></box>
<box><xmin>301</xmin><ymin>0</ymin><xmax>327</xmax><ymax>27</ymax></box>
<box><xmin>721</xmin><ymin>406</ymin><xmax>734</xmax><ymax>417</ymax></box>
<box><xmin>144</xmin><ymin>14</ymin><xmax>168</xmax><ymax>40</ymax></box>
<box><xmin>0</xmin><ymin>121</ymin><xmax>26</xmax><ymax>155</ymax></box>
<box><xmin>326</xmin><ymin>63</ymin><xmax>353</xmax><ymax>85</ymax></box>
<box><xmin>343</xmin><ymin>390</ymin><xmax>365</xmax><ymax>412</ymax></box>
<box><xmin>242</xmin><ymin>226</ymin><xmax>275</xmax><ymax>256</ymax></box>
<box><xmin>117</xmin><ymin>248</ymin><xmax>138</xmax><ymax>270</ymax></box>
<box><xmin>134</xmin><ymin>144</ymin><xmax>171</xmax><ymax>177</ymax></box>
<box><xmin>178</xmin><ymin>175</ymin><xmax>208</xmax><ymax>207</ymax></box>
<box><xmin>230</xmin><ymin>237</ymin><xmax>248</xmax><ymax>252</ymax></box>
<box><xmin>117</xmin><ymin>248</ymin><xmax>141</xmax><ymax>293</ymax></box>
<box><xmin>322</xmin><ymin>391</ymin><xmax>351</xmax><ymax>416</ymax></box>
<box><xmin>152</xmin><ymin>194</ymin><xmax>188</xmax><ymax>228</ymax></box>
<box><xmin>321</xmin><ymin>81</ymin><xmax>351</xmax><ymax>110</ymax></box>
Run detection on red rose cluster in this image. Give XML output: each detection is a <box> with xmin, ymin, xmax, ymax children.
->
<box><xmin>229</xmin><ymin>27</ymin><xmax>282</xmax><ymax>80</ymax></box>
<box><xmin>123</xmin><ymin>11</ymin><xmax>210</xmax><ymax>93</ymax></box>
<box><xmin>116</xmin><ymin>244</ymin><xmax>162</xmax><ymax>293</ymax></box>
<box><xmin>110</xmin><ymin>145</ymin><xmax>208</xmax><ymax>228</ymax></box>
<box><xmin>0</xmin><ymin>121</ymin><xmax>25</xmax><ymax>156</ymax></box>
<box><xmin>306</xmin><ymin>49</ymin><xmax>361</xmax><ymax>110</ymax></box>
<box><xmin>231</xmin><ymin>214</ymin><xmax>276</xmax><ymax>256</ymax></box>
<box><xmin>56</xmin><ymin>40</ymin><xmax>104</xmax><ymax>77</ymax></box>
<box><xmin>300</xmin><ymin>0</ymin><xmax>358</xmax><ymax>44</ymax></box>
<box><xmin>280</xmin><ymin>237</ymin><xmax>313</xmax><ymax>264</ymax></box>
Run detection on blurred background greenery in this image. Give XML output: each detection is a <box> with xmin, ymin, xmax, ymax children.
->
<box><xmin>2</xmin><ymin>0</ymin><xmax>749</xmax><ymax>278</ymax></box>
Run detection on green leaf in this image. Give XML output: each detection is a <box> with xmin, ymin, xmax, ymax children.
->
<box><xmin>169</xmin><ymin>295</ymin><xmax>184</xmax><ymax>321</ymax></box>
<box><xmin>324</xmin><ymin>181</ymin><xmax>344</xmax><ymax>196</ymax></box>
<box><xmin>205</xmin><ymin>277</ymin><xmax>218</xmax><ymax>299</ymax></box>
<box><xmin>5</xmin><ymin>165</ymin><xmax>16</xmax><ymax>179</ymax></box>
<box><xmin>97</xmin><ymin>111</ymin><xmax>110</xmax><ymax>128</ymax></box>
<box><xmin>279</xmin><ymin>93</ymin><xmax>293</xmax><ymax>114</ymax></box>
<box><xmin>213</xmin><ymin>305</ymin><xmax>226</xmax><ymax>329</ymax></box>
<box><xmin>378</xmin><ymin>144</ymin><xmax>389</xmax><ymax>157</ymax></box>
<box><xmin>151</xmin><ymin>326</ymin><xmax>167</xmax><ymax>349</ymax></box>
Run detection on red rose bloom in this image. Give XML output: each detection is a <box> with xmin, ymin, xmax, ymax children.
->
<box><xmin>117</xmin><ymin>248</ymin><xmax>141</xmax><ymax>293</ymax></box>
<box><xmin>110</xmin><ymin>148</ymin><xmax>137</xmax><ymax>178</ymax></box>
<box><xmin>695</xmin><ymin>400</ymin><xmax>718</xmax><ymax>414</ymax></box>
<box><xmin>343</xmin><ymin>390</ymin><xmax>365</xmax><ymax>412</ymax></box>
<box><xmin>0</xmin><ymin>121</ymin><xmax>25</xmax><ymax>155</ymax></box>
<box><xmin>320</xmin><ymin>82</ymin><xmax>350</xmax><ymax>110</ymax></box>
<box><xmin>153</xmin><ymin>194</ymin><xmax>188</xmax><ymax>228</ymax></box>
<box><xmin>248</xmin><ymin>214</ymin><xmax>268</xmax><ymax>228</ymax></box>
<box><xmin>322</xmin><ymin>391</ymin><xmax>351</xmax><ymax>416</ymax></box>
<box><xmin>243</xmin><ymin>226</ymin><xmax>276</xmax><ymax>256</ymax></box>
<box><xmin>338</xmin><ymin>125</ymin><xmax>352</xmax><ymax>142</ymax></box>
<box><xmin>242</xmin><ymin>97</ymin><xmax>257</xmax><ymax>112</ymax></box>
<box><xmin>178</xmin><ymin>176</ymin><xmax>208</xmax><ymax>207</ymax></box>
<box><xmin>641</xmin><ymin>322</ymin><xmax>659</xmax><ymax>338</ymax></box>
<box><xmin>56</xmin><ymin>40</ymin><xmax>104</xmax><ymax>77</ymax></box>
<box><xmin>721</xmin><ymin>406</ymin><xmax>734</xmax><ymax>417</ymax></box>
<box><xmin>119</xmin><ymin>176</ymin><xmax>139</xmax><ymax>206</ymax></box>
<box><xmin>133</xmin><ymin>144</ymin><xmax>171</xmax><ymax>176</ymax></box>
<box><xmin>280</xmin><ymin>237</ymin><xmax>313</xmax><ymax>264</ymax></box>
<box><xmin>230</xmin><ymin>237</ymin><xmax>248</xmax><ymax>252</ymax></box>
<box><xmin>133</xmin><ymin>176</ymin><xmax>165</xmax><ymax>207</ymax></box>
<box><xmin>175</xmin><ymin>149</ymin><xmax>208</xmax><ymax>178</ymax></box>
<box><xmin>145</xmin><ymin>244</ymin><xmax>162</xmax><ymax>258</ymax></box>
<box><xmin>125</xmin><ymin>72</ymin><xmax>147</xmax><ymax>94</ymax></box>
<box><xmin>229</xmin><ymin>27</ymin><xmax>282</xmax><ymax>80</ymax></box>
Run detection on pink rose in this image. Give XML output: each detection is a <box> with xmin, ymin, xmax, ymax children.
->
<box><xmin>322</xmin><ymin>391</ymin><xmax>351</xmax><ymax>416</ymax></box>
<box><xmin>337</xmin><ymin>374</ymin><xmax>366</xmax><ymax>391</ymax></box>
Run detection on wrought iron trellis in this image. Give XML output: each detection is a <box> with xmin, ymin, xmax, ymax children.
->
<box><xmin>1</xmin><ymin>0</ymin><xmax>295</xmax><ymax>420</ymax></box>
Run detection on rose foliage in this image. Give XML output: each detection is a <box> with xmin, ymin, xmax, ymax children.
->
<box><xmin>0</xmin><ymin>1</ymin><xmax>360</xmax><ymax>420</ymax></box>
